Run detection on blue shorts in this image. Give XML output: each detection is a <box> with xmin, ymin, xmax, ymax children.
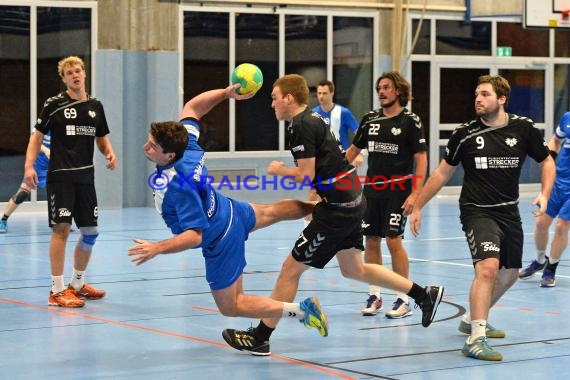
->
<box><xmin>202</xmin><ymin>199</ymin><xmax>256</xmax><ymax>291</ymax></box>
<box><xmin>546</xmin><ymin>182</ymin><xmax>570</xmax><ymax>221</ymax></box>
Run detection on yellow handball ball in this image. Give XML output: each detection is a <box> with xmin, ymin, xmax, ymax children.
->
<box><xmin>231</xmin><ymin>63</ymin><xmax>263</xmax><ymax>95</ymax></box>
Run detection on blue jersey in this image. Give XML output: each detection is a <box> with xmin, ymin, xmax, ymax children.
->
<box><xmin>152</xmin><ymin>118</ymin><xmax>256</xmax><ymax>291</ymax></box>
<box><xmin>312</xmin><ymin>104</ymin><xmax>359</xmax><ymax>150</ymax></box>
<box><xmin>554</xmin><ymin>112</ymin><xmax>570</xmax><ymax>188</ymax></box>
<box><xmin>153</xmin><ymin>119</ymin><xmax>232</xmax><ymax>249</ymax></box>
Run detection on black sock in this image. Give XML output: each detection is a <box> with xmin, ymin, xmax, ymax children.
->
<box><xmin>1</xmin><ymin>215</ymin><xmax>8</xmax><ymax>221</ymax></box>
<box><xmin>254</xmin><ymin>320</ymin><xmax>275</xmax><ymax>342</ymax></box>
<box><xmin>546</xmin><ymin>261</ymin><xmax>559</xmax><ymax>272</ymax></box>
<box><xmin>407</xmin><ymin>283</ymin><xmax>426</xmax><ymax>303</ymax></box>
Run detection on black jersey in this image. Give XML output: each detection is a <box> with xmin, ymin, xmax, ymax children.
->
<box><xmin>35</xmin><ymin>92</ymin><xmax>110</xmax><ymax>184</ymax></box>
<box><xmin>353</xmin><ymin>108</ymin><xmax>427</xmax><ymax>196</ymax></box>
<box><xmin>288</xmin><ymin>108</ymin><xmax>360</xmax><ymax>203</ymax></box>
<box><xmin>445</xmin><ymin>114</ymin><xmax>549</xmax><ymax>207</ymax></box>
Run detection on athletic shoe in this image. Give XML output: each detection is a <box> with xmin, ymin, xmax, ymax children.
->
<box><xmin>0</xmin><ymin>220</ymin><xmax>7</xmax><ymax>233</ymax></box>
<box><xmin>69</xmin><ymin>283</ymin><xmax>106</xmax><ymax>299</ymax></box>
<box><xmin>222</xmin><ymin>327</ymin><xmax>271</xmax><ymax>356</ymax></box>
<box><xmin>416</xmin><ymin>286</ymin><xmax>444</xmax><ymax>327</ymax></box>
<box><xmin>48</xmin><ymin>288</ymin><xmax>85</xmax><ymax>308</ymax></box>
<box><xmin>457</xmin><ymin>320</ymin><xmax>506</xmax><ymax>338</ymax></box>
<box><xmin>461</xmin><ymin>336</ymin><xmax>503</xmax><ymax>361</ymax></box>
<box><xmin>299</xmin><ymin>296</ymin><xmax>328</xmax><ymax>337</ymax></box>
<box><xmin>385</xmin><ymin>298</ymin><xmax>413</xmax><ymax>319</ymax></box>
<box><xmin>361</xmin><ymin>294</ymin><xmax>383</xmax><ymax>316</ymax></box>
<box><xmin>540</xmin><ymin>268</ymin><xmax>556</xmax><ymax>287</ymax></box>
<box><xmin>519</xmin><ymin>259</ymin><xmax>546</xmax><ymax>279</ymax></box>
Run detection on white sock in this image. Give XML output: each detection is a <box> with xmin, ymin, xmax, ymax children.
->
<box><xmin>536</xmin><ymin>251</ymin><xmax>547</xmax><ymax>264</ymax></box>
<box><xmin>396</xmin><ymin>292</ymin><xmax>409</xmax><ymax>303</ymax></box>
<box><xmin>549</xmin><ymin>257</ymin><xmax>560</xmax><ymax>264</ymax></box>
<box><xmin>51</xmin><ymin>275</ymin><xmax>65</xmax><ymax>294</ymax></box>
<box><xmin>70</xmin><ymin>269</ymin><xmax>85</xmax><ymax>290</ymax></box>
<box><xmin>462</xmin><ymin>313</ymin><xmax>471</xmax><ymax>323</ymax></box>
<box><xmin>282</xmin><ymin>302</ymin><xmax>305</xmax><ymax>320</ymax></box>
<box><xmin>368</xmin><ymin>285</ymin><xmax>381</xmax><ymax>298</ymax></box>
<box><xmin>470</xmin><ymin>319</ymin><xmax>486</xmax><ymax>342</ymax></box>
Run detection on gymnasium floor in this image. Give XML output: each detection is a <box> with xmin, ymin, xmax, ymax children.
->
<box><xmin>0</xmin><ymin>195</ymin><xmax>568</xmax><ymax>379</ymax></box>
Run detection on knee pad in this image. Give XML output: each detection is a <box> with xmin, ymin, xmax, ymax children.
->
<box><xmin>77</xmin><ymin>226</ymin><xmax>99</xmax><ymax>253</ymax></box>
<box><xmin>11</xmin><ymin>188</ymin><xmax>31</xmax><ymax>204</ymax></box>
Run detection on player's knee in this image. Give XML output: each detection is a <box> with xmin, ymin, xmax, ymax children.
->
<box><xmin>219</xmin><ymin>307</ymin><xmax>239</xmax><ymax>317</ymax></box>
<box><xmin>77</xmin><ymin>226</ymin><xmax>99</xmax><ymax>253</ymax></box>
<box><xmin>554</xmin><ymin>219</ymin><xmax>570</xmax><ymax>236</ymax></box>
<box><xmin>11</xmin><ymin>188</ymin><xmax>31</xmax><ymax>204</ymax></box>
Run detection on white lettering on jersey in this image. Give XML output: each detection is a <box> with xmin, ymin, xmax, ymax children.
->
<box><xmin>65</xmin><ymin>125</ymin><xmax>96</xmax><ymax>136</ymax></box>
<box><xmin>64</xmin><ymin>108</ymin><xmax>77</xmax><ymax>119</ymax></box>
<box><xmin>474</xmin><ymin>156</ymin><xmax>520</xmax><ymax>169</ymax></box>
<box><xmin>368</xmin><ymin>141</ymin><xmax>398</xmax><ymax>154</ymax></box>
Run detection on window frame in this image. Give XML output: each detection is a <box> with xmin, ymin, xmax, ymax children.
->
<box><xmin>179</xmin><ymin>4</ymin><xmax>379</xmax><ymax>155</ymax></box>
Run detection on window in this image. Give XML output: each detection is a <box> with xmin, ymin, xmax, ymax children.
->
<box><xmin>235</xmin><ymin>13</ymin><xmax>278</xmax><ymax>151</ymax></box>
<box><xmin>182</xmin><ymin>8</ymin><xmax>376</xmax><ymax>153</ymax></box>
<box><xmin>411</xmin><ymin>18</ymin><xmax>430</xmax><ymax>54</ymax></box>
<box><xmin>436</xmin><ymin>20</ymin><xmax>491</xmax><ymax>56</ymax></box>
<box><xmin>0</xmin><ymin>6</ymin><xmax>30</xmax><ymax>199</ymax></box>
<box><xmin>497</xmin><ymin>22</ymin><xmax>548</xmax><ymax>57</ymax></box>
<box><xmin>0</xmin><ymin>4</ymin><xmax>93</xmax><ymax>201</ymax></box>
<box><xmin>333</xmin><ymin>16</ymin><xmax>373</xmax><ymax>120</ymax></box>
<box><xmin>184</xmin><ymin>12</ymin><xmax>229</xmax><ymax>151</ymax></box>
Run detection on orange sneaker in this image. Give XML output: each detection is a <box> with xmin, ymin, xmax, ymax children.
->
<box><xmin>69</xmin><ymin>283</ymin><xmax>106</xmax><ymax>299</ymax></box>
<box><xmin>49</xmin><ymin>288</ymin><xmax>85</xmax><ymax>308</ymax></box>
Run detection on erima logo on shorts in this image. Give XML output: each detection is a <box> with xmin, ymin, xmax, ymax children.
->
<box><xmin>292</xmin><ymin>145</ymin><xmax>304</xmax><ymax>152</ymax></box>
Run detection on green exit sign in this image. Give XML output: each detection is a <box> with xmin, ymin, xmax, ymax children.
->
<box><xmin>497</xmin><ymin>46</ymin><xmax>512</xmax><ymax>57</ymax></box>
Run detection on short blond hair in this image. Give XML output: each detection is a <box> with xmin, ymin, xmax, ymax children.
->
<box><xmin>57</xmin><ymin>56</ymin><xmax>85</xmax><ymax>78</ymax></box>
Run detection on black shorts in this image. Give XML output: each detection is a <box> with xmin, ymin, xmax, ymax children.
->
<box><xmin>292</xmin><ymin>198</ymin><xmax>365</xmax><ymax>269</ymax></box>
<box><xmin>460</xmin><ymin>205</ymin><xmax>523</xmax><ymax>269</ymax></box>
<box><xmin>47</xmin><ymin>182</ymin><xmax>98</xmax><ymax>227</ymax></box>
<box><xmin>363</xmin><ymin>191</ymin><xmax>409</xmax><ymax>237</ymax></box>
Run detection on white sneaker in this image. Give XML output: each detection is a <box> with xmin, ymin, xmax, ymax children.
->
<box><xmin>385</xmin><ymin>298</ymin><xmax>412</xmax><ymax>319</ymax></box>
<box><xmin>361</xmin><ymin>295</ymin><xmax>383</xmax><ymax>316</ymax></box>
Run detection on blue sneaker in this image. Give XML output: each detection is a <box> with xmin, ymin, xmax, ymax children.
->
<box><xmin>0</xmin><ymin>220</ymin><xmax>6</xmax><ymax>233</ymax></box>
<box><xmin>519</xmin><ymin>259</ymin><xmax>546</xmax><ymax>279</ymax></box>
<box><xmin>540</xmin><ymin>268</ymin><xmax>556</xmax><ymax>287</ymax></box>
<box><xmin>300</xmin><ymin>296</ymin><xmax>328</xmax><ymax>337</ymax></box>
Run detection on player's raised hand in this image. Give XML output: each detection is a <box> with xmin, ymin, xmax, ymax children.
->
<box><xmin>226</xmin><ymin>84</ymin><xmax>256</xmax><ymax>100</ymax></box>
<box><xmin>128</xmin><ymin>238</ymin><xmax>159</xmax><ymax>265</ymax></box>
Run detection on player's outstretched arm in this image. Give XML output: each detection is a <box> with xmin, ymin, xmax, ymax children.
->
<box><xmin>128</xmin><ymin>229</ymin><xmax>203</xmax><ymax>265</ymax></box>
<box><xmin>180</xmin><ymin>84</ymin><xmax>255</xmax><ymax>121</ymax></box>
